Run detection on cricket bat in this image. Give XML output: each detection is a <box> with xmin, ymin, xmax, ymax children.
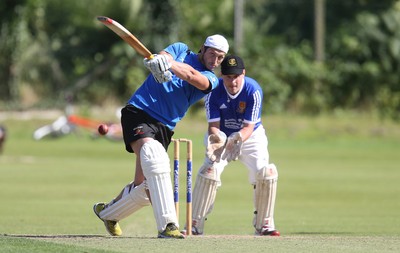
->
<box><xmin>97</xmin><ymin>16</ymin><xmax>153</xmax><ymax>59</ymax></box>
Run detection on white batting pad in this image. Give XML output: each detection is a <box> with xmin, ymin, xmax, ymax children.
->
<box><xmin>99</xmin><ymin>183</ymin><xmax>150</xmax><ymax>221</ymax></box>
<box><xmin>253</xmin><ymin>164</ymin><xmax>278</xmax><ymax>232</ymax></box>
<box><xmin>191</xmin><ymin>162</ymin><xmax>220</xmax><ymax>234</ymax></box>
<box><xmin>140</xmin><ymin>140</ymin><xmax>178</xmax><ymax>231</ymax></box>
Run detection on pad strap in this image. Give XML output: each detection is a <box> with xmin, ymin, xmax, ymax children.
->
<box><xmin>99</xmin><ymin>183</ymin><xmax>150</xmax><ymax>221</ymax></box>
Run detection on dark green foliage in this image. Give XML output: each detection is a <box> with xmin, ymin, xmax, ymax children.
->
<box><xmin>1</xmin><ymin>0</ymin><xmax>399</xmax><ymax>120</ymax></box>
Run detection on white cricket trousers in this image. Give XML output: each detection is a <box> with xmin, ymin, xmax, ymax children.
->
<box><xmin>204</xmin><ymin>125</ymin><xmax>270</xmax><ymax>185</ymax></box>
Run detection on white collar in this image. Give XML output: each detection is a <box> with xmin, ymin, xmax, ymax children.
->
<box><xmin>224</xmin><ymin>78</ymin><xmax>245</xmax><ymax>99</ymax></box>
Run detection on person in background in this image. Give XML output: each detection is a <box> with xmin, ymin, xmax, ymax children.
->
<box><xmin>0</xmin><ymin>125</ymin><xmax>6</xmax><ymax>154</ymax></box>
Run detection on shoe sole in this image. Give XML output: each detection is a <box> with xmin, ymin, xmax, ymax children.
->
<box><xmin>158</xmin><ymin>234</ymin><xmax>185</xmax><ymax>239</ymax></box>
<box><xmin>260</xmin><ymin>230</ymin><xmax>280</xmax><ymax>236</ymax></box>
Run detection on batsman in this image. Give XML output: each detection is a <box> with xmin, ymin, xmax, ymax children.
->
<box><xmin>188</xmin><ymin>55</ymin><xmax>280</xmax><ymax>236</ymax></box>
<box><xmin>93</xmin><ymin>33</ymin><xmax>229</xmax><ymax>239</ymax></box>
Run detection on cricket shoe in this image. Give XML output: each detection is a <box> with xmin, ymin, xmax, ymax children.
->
<box><xmin>158</xmin><ymin>223</ymin><xmax>185</xmax><ymax>239</ymax></box>
<box><xmin>260</xmin><ymin>230</ymin><xmax>280</xmax><ymax>236</ymax></box>
<box><xmin>257</xmin><ymin>225</ymin><xmax>280</xmax><ymax>236</ymax></box>
<box><xmin>181</xmin><ymin>226</ymin><xmax>203</xmax><ymax>236</ymax></box>
<box><xmin>93</xmin><ymin>202</ymin><xmax>122</xmax><ymax>236</ymax></box>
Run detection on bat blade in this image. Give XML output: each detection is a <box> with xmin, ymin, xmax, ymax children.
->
<box><xmin>97</xmin><ymin>16</ymin><xmax>153</xmax><ymax>59</ymax></box>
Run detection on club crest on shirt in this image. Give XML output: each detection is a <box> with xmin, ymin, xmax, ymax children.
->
<box><xmin>237</xmin><ymin>101</ymin><xmax>246</xmax><ymax>113</ymax></box>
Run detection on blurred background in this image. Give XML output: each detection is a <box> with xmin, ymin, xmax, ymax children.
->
<box><xmin>1</xmin><ymin>0</ymin><xmax>400</xmax><ymax>120</ymax></box>
<box><xmin>1</xmin><ymin>1</ymin><xmax>400</xmax><ymax>244</ymax></box>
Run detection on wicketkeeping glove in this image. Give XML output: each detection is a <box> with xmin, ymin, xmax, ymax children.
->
<box><xmin>221</xmin><ymin>132</ymin><xmax>243</xmax><ymax>162</ymax></box>
<box><xmin>206</xmin><ymin>131</ymin><xmax>227</xmax><ymax>162</ymax></box>
<box><xmin>152</xmin><ymin>70</ymin><xmax>173</xmax><ymax>83</ymax></box>
<box><xmin>143</xmin><ymin>54</ymin><xmax>171</xmax><ymax>74</ymax></box>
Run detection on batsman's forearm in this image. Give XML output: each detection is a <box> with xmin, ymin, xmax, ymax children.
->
<box><xmin>170</xmin><ymin>61</ymin><xmax>210</xmax><ymax>91</ymax></box>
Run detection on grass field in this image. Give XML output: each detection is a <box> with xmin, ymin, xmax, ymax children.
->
<box><xmin>1</xmin><ymin>110</ymin><xmax>400</xmax><ymax>252</ymax></box>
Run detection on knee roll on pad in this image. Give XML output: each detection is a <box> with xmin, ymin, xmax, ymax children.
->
<box><xmin>256</xmin><ymin>163</ymin><xmax>278</xmax><ymax>181</ymax></box>
<box><xmin>197</xmin><ymin>160</ymin><xmax>219</xmax><ymax>181</ymax></box>
<box><xmin>197</xmin><ymin>158</ymin><xmax>227</xmax><ymax>186</ymax></box>
<box><xmin>140</xmin><ymin>139</ymin><xmax>170</xmax><ymax>177</ymax></box>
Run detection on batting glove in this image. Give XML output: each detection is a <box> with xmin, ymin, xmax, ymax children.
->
<box><xmin>143</xmin><ymin>54</ymin><xmax>171</xmax><ymax>74</ymax></box>
<box><xmin>222</xmin><ymin>132</ymin><xmax>243</xmax><ymax>162</ymax></box>
<box><xmin>153</xmin><ymin>70</ymin><xmax>173</xmax><ymax>83</ymax></box>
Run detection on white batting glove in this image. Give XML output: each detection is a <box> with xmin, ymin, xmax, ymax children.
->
<box><xmin>222</xmin><ymin>132</ymin><xmax>243</xmax><ymax>162</ymax></box>
<box><xmin>143</xmin><ymin>54</ymin><xmax>171</xmax><ymax>74</ymax></box>
<box><xmin>206</xmin><ymin>131</ymin><xmax>227</xmax><ymax>162</ymax></box>
<box><xmin>152</xmin><ymin>70</ymin><xmax>173</xmax><ymax>83</ymax></box>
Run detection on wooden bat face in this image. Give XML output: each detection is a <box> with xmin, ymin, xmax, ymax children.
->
<box><xmin>97</xmin><ymin>16</ymin><xmax>153</xmax><ymax>59</ymax></box>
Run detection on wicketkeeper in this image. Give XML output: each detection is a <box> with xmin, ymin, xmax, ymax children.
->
<box><xmin>188</xmin><ymin>55</ymin><xmax>280</xmax><ymax>236</ymax></box>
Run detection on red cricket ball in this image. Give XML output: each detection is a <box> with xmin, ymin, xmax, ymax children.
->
<box><xmin>98</xmin><ymin>124</ymin><xmax>109</xmax><ymax>135</ymax></box>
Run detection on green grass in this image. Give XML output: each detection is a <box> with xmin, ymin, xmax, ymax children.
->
<box><xmin>1</xmin><ymin>111</ymin><xmax>400</xmax><ymax>252</ymax></box>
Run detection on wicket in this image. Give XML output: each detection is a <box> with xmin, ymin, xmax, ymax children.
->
<box><xmin>172</xmin><ymin>138</ymin><xmax>193</xmax><ymax>236</ymax></box>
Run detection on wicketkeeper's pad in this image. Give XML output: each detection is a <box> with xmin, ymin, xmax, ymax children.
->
<box><xmin>191</xmin><ymin>160</ymin><xmax>220</xmax><ymax>234</ymax></box>
<box><xmin>253</xmin><ymin>164</ymin><xmax>278</xmax><ymax>232</ymax></box>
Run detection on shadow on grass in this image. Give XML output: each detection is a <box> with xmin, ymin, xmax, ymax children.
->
<box><xmin>1</xmin><ymin>234</ymin><xmax>155</xmax><ymax>239</ymax></box>
<box><xmin>295</xmin><ymin>232</ymin><xmax>355</xmax><ymax>235</ymax></box>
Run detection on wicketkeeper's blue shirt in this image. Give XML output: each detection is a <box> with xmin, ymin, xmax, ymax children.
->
<box><xmin>205</xmin><ymin>76</ymin><xmax>263</xmax><ymax>137</ymax></box>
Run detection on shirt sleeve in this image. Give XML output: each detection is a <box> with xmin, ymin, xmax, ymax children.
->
<box><xmin>164</xmin><ymin>42</ymin><xmax>188</xmax><ymax>59</ymax></box>
<box><xmin>243</xmin><ymin>89</ymin><xmax>262</xmax><ymax>124</ymax></box>
<box><xmin>201</xmin><ymin>71</ymin><xmax>219</xmax><ymax>94</ymax></box>
<box><xmin>205</xmin><ymin>90</ymin><xmax>220</xmax><ymax>122</ymax></box>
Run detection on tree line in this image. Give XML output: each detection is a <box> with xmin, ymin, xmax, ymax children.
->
<box><xmin>1</xmin><ymin>0</ymin><xmax>399</xmax><ymax>120</ymax></box>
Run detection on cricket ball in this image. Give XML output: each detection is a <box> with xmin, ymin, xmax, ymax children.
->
<box><xmin>98</xmin><ymin>124</ymin><xmax>108</xmax><ymax>135</ymax></box>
